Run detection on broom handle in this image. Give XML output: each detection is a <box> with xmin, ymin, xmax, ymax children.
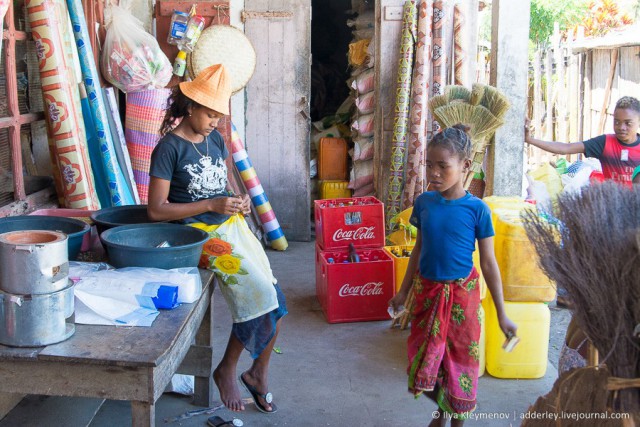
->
<box><xmin>588</xmin><ymin>345</ymin><xmax>599</xmax><ymax>366</ymax></box>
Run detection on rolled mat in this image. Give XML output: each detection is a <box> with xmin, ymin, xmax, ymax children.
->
<box><xmin>67</xmin><ymin>0</ymin><xmax>135</xmax><ymax>206</ymax></box>
<box><xmin>230</xmin><ymin>122</ymin><xmax>288</xmax><ymax>251</ymax></box>
<box><xmin>124</xmin><ymin>89</ymin><xmax>171</xmax><ymax>203</ymax></box>
<box><xmin>385</xmin><ymin>0</ymin><xmax>417</xmax><ymax>231</ymax></box>
<box><xmin>26</xmin><ymin>0</ymin><xmax>99</xmax><ymax>209</ymax></box>
<box><xmin>402</xmin><ymin>0</ymin><xmax>432</xmax><ymax>210</ymax></box>
<box><xmin>453</xmin><ymin>4</ymin><xmax>467</xmax><ymax>86</ymax></box>
<box><xmin>429</xmin><ymin>1</ymin><xmax>447</xmax><ymax>140</ymax></box>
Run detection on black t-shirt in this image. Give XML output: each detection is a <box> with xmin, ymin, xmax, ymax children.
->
<box><xmin>149</xmin><ymin>130</ymin><xmax>231</xmax><ymax>225</ymax></box>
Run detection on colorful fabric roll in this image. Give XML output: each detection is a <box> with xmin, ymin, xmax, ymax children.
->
<box><xmin>429</xmin><ymin>1</ymin><xmax>447</xmax><ymax>139</ymax></box>
<box><xmin>453</xmin><ymin>4</ymin><xmax>466</xmax><ymax>86</ymax></box>
<box><xmin>104</xmin><ymin>87</ymin><xmax>140</xmax><ymax>204</ymax></box>
<box><xmin>124</xmin><ymin>89</ymin><xmax>171</xmax><ymax>203</ymax></box>
<box><xmin>385</xmin><ymin>0</ymin><xmax>417</xmax><ymax>231</ymax></box>
<box><xmin>403</xmin><ymin>0</ymin><xmax>432</xmax><ymax>210</ymax></box>
<box><xmin>0</xmin><ymin>0</ymin><xmax>10</xmax><ymax>57</ymax></box>
<box><xmin>230</xmin><ymin>122</ymin><xmax>288</xmax><ymax>251</ymax></box>
<box><xmin>27</xmin><ymin>0</ymin><xmax>99</xmax><ymax>209</ymax></box>
<box><xmin>67</xmin><ymin>0</ymin><xmax>135</xmax><ymax>207</ymax></box>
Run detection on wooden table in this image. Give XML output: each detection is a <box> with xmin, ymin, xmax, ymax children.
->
<box><xmin>0</xmin><ymin>269</ymin><xmax>216</xmax><ymax>426</ymax></box>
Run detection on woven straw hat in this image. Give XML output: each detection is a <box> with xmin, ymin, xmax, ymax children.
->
<box><xmin>179</xmin><ymin>64</ymin><xmax>231</xmax><ymax>115</ymax></box>
<box><xmin>188</xmin><ymin>25</ymin><xmax>256</xmax><ymax>94</ymax></box>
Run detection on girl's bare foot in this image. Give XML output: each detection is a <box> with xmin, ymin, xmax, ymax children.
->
<box><xmin>213</xmin><ymin>366</ymin><xmax>245</xmax><ymax>412</ymax></box>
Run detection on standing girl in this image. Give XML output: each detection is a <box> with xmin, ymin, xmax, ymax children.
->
<box><xmin>148</xmin><ymin>64</ymin><xmax>286</xmax><ymax>414</ymax></box>
<box><xmin>389</xmin><ymin>124</ymin><xmax>517</xmax><ymax>426</ymax></box>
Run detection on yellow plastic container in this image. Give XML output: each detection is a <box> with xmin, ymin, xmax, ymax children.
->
<box><xmin>319</xmin><ymin>180</ymin><xmax>351</xmax><ymax>199</ymax></box>
<box><xmin>483</xmin><ymin>196</ymin><xmax>530</xmax><ymax>213</ymax></box>
<box><xmin>384</xmin><ymin>245</ymin><xmax>415</xmax><ymax>292</ymax></box>
<box><xmin>471</xmin><ymin>246</ymin><xmax>487</xmax><ymax>300</ymax></box>
<box><xmin>484</xmin><ymin>296</ymin><xmax>550</xmax><ymax>379</ymax></box>
<box><xmin>478</xmin><ymin>304</ymin><xmax>486</xmax><ymax>377</ymax></box>
<box><xmin>386</xmin><ymin>229</ymin><xmax>416</xmax><ymax>247</ymax></box>
<box><xmin>493</xmin><ymin>209</ymin><xmax>555</xmax><ymax>302</ymax></box>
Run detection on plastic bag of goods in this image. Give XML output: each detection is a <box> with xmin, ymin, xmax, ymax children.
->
<box><xmin>350</xmin><ymin>67</ymin><xmax>375</xmax><ymax>94</ymax></box>
<box><xmin>101</xmin><ymin>5</ymin><xmax>172</xmax><ymax>93</ymax></box>
<box><xmin>528</xmin><ymin>162</ymin><xmax>563</xmax><ymax>204</ymax></box>
<box><xmin>351</xmin><ymin>137</ymin><xmax>374</xmax><ymax>161</ymax></box>
<box><xmin>355</xmin><ymin>91</ymin><xmax>375</xmax><ymax>115</ymax></box>
<box><xmin>348</xmin><ymin>159</ymin><xmax>374</xmax><ymax>190</ymax></box>
<box><xmin>351</xmin><ymin>113</ymin><xmax>374</xmax><ymax>138</ymax></box>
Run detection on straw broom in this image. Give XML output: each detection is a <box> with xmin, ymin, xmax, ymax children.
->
<box><xmin>428</xmin><ymin>94</ymin><xmax>449</xmax><ymax>125</ymax></box>
<box><xmin>470</xmin><ymin>83</ymin><xmax>485</xmax><ymax>106</ymax></box>
<box><xmin>445</xmin><ymin>85</ymin><xmax>471</xmax><ymax>103</ymax></box>
<box><xmin>523</xmin><ymin>182</ymin><xmax>640</xmax><ymax>413</ymax></box>
<box><xmin>479</xmin><ymin>84</ymin><xmax>510</xmax><ymax>120</ymax></box>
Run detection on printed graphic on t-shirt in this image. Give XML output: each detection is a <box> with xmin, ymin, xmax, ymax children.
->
<box><xmin>184</xmin><ymin>156</ymin><xmax>227</xmax><ymax>200</ymax></box>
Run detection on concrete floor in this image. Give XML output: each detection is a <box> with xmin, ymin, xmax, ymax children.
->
<box><xmin>1</xmin><ymin>240</ymin><xmax>561</xmax><ymax>427</ymax></box>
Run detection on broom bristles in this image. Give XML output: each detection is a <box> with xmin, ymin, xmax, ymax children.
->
<box><xmin>469</xmin><ymin>105</ymin><xmax>504</xmax><ymax>139</ymax></box>
<box><xmin>481</xmin><ymin>86</ymin><xmax>510</xmax><ymax>119</ymax></box>
<box><xmin>470</xmin><ymin>83</ymin><xmax>485</xmax><ymax>106</ymax></box>
<box><xmin>523</xmin><ymin>183</ymin><xmax>640</xmax><ymax>413</ymax></box>
<box><xmin>446</xmin><ymin>85</ymin><xmax>471</xmax><ymax>103</ymax></box>
<box><xmin>428</xmin><ymin>94</ymin><xmax>449</xmax><ymax>126</ymax></box>
<box><xmin>434</xmin><ymin>103</ymin><xmax>474</xmax><ymax>128</ymax></box>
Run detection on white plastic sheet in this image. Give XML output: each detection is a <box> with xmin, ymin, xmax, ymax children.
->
<box><xmin>70</xmin><ymin>265</ymin><xmax>202</xmax><ymax>327</ymax></box>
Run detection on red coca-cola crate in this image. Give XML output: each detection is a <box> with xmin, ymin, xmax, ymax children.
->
<box><xmin>315</xmin><ymin>244</ymin><xmax>395</xmax><ymax>323</ymax></box>
<box><xmin>314</xmin><ymin>196</ymin><xmax>385</xmax><ymax>250</ymax></box>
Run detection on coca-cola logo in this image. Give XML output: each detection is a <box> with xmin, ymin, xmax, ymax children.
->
<box><xmin>332</xmin><ymin>226</ymin><xmax>375</xmax><ymax>242</ymax></box>
<box><xmin>338</xmin><ymin>282</ymin><xmax>384</xmax><ymax>297</ymax></box>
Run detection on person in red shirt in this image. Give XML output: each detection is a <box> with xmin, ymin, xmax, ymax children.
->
<box><xmin>525</xmin><ymin>96</ymin><xmax>640</xmax><ymax>187</ymax></box>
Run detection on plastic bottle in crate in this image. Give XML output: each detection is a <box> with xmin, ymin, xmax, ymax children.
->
<box><xmin>348</xmin><ymin>243</ymin><xmax>360</xmax><ymax>263</ymax></box>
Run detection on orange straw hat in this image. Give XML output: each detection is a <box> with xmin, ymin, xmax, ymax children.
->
<box><xmin>179</xmin><ymin>63</ymin><xmax>231</xmax><ymax>115</ymax></box>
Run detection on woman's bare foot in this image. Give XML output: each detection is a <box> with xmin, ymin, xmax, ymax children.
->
<box><xmin>213</xmin><ymin>366</ymin><xmax>245</xmax><ymax>411</ymax></box>
<box><xmin>240</xmin><ymin>371</ymin><xmax>275</xmax><ymax>413</ymax></box>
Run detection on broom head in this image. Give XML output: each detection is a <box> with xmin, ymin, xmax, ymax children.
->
<box><xmin>434</xmin><ymin>103</ymin><xmax>474</xmax><ymax>128</ymax></box>
<box><xmin>446</xmin><ymin>85</ymin><xmax>471</xmax><ymax>103</ymax></box>
<box><xmin>480</xmin><ymin>85</ymin><xmax>510</xmax><ymax>119</ymax></box>
<box><xmin>469</xmin><ymin>105</ymin><xmax>504</xmax><ymax>140</ymax></box>
<box><xmin>470</xmin><ymin>83</ymin><xmax>486</xmax><ymax>105</ymax></box>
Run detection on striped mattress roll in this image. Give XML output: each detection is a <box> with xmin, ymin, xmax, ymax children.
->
<box><xmin>124</xmin><ymin>89</ymin><xmax>171</xmax><ymax>203</ymax></box>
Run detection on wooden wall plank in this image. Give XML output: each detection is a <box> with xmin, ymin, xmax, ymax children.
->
<box><xmin>244</xmin><ymin>0</ymin><xmax>310</xmax><ymax>241</ymax></box>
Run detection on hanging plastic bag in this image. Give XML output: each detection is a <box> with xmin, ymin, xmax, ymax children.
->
<box><xmin>101</xmin><ymin>4</ymin><xmax>172</xmax><ymax>93</ymax></box>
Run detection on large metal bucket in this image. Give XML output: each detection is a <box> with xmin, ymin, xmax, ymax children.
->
<box><xmin>0</xmin><ymin>281</ymin><xmax>75</xmax><ymax>347</ymax></box>
<box><xmin>0</xmin><ymin>230</ymin><xmax>69</xmax><ymax>295</ymax></box>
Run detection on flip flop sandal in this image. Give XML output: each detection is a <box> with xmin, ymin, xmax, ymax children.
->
<box><xmin>207</xmin><ymin>415</ymin><xmax>243</xmax><ymax>427</ymax></box>
<box><xmin>239</xmin><ymin>373</ymin><xmax>278</xmax><ymax>414</ymax></box>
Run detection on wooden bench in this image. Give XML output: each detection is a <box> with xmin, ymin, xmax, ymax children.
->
<box><xmin>0</xmin><ymin>269</ymin><xmax>216</xmax><ymax>426</ymax></box>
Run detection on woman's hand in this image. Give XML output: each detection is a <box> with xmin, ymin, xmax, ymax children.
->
<box><xmin>389</xmin><ymin>290</ymin><xmax>408</xmax><ymax>313</ymax></box>
<box><xmin>524</xmin><ymin>117</ymin><xmax>532</xmax><ymax>143</ymax></box>
<box><xmin>239</xmin><ymin>194</ymin><xmax>251</xmax><ymax>215</ymax></box>
<box><xmin>212</xmin><ymin>196</ymin><xmax>245</xmax><ymax>216</ymax></box>
<box><xmin>498</xmin><ymin>314</ymin><xmax>518</xmax><ymax>340</ymax></box>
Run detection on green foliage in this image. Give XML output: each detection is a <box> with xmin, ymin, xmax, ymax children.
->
<box><xmin>529</xmin><ymin>0</ymin><xmax>590</xmax><ymax>45</ymax></box>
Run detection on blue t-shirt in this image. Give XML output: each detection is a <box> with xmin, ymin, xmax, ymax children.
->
<box><xmin>409</xmin><ymin>191</ymin><xmax>494</xmax><ymax>281</ymax></box>
<box><xmin>149</xmin><ymin>130</ymin><xmax>231</xmax><ymax>225</ymax></box>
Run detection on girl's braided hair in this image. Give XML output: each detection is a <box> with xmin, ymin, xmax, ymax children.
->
<box><xmin>159</xmin><ymin>86</ymin><xmax>199</xmax><ymax>136</ymax></box>
<box><xmin>427</xmin><ymin>123</ymin><xmax>472</xmax><ymax>160</ymax></box>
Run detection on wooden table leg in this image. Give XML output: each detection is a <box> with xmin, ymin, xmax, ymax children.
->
<box><xmin>131</xmin><ymin>400</ymin><xmax>154</xmax><ymax>427</ymax></box>
<box><xmin>193</xmin><ymin>278</ymin><xmax>215</xmax><ymax>407</ymax></box>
